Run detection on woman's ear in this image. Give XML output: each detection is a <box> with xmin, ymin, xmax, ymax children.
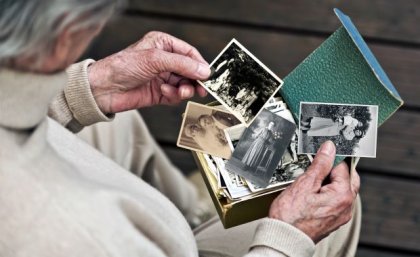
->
<box><xmin>9</xmin><ymin>20</ymin><xmax>103</xmax><ymax>73</ymax></box>
<box><xmin>51</xmin><ymin>27</ymin><xmax>73</xmax><ymax>63</ymax></box>
<box><xmin>37</xmin><ymin>27</ymin><xmax>77</xmax><ymax>73</ymax></box>
<box><xmin>43</xmin><ymin>23</ymin><xmax>103</xmax><ymax>73</ymax></box>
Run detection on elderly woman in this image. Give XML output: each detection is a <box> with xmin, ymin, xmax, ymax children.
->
<box><xmin>0</xmin><ymin>1</ymin><xmax>361</xmax><ymax>257</ymax></box>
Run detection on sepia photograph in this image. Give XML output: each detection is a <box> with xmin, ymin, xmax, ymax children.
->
<box><xmin>177</xmin><ymin>102</ymin><xmax>241</xmax><ymax>159</ymax></box>
<box><xmin>226</xmin><ymin>109</ymin><xmax>297</xmax><ymax>187</ymax></box>
<box><xmin>198</xmin><ymin>39</ymin><xmax>283</xmax><ymax>125</ymax></box>
<box><xmin>298</xmin><ymin>102</ymin><xmax>379</xmax><ymax>157</ymax></box>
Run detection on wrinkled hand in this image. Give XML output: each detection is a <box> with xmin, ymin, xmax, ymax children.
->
<box><xmin>268</xmin><ymin>141</ymin><xmax>360</xmax><ymax>243</ymax></box>
<box><xmin>88</xmin><ymin>31</ymin><xmax>211</xmax><ymax>114</ymax></box>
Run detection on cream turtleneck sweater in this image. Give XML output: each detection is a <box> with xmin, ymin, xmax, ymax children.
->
<box><xmin>0</xmin><ymin>60</ymin><xmax>315</xmax><ymax>257</ymax></box>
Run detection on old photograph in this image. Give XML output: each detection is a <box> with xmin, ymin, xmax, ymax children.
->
<box><xmin>198</xmin><ymin>39</ymin><xmax>283</xmax><ymax>125</ymax></box>
<box><xmin>247</xmin><ymin>128</ymin><xmax>313</xmax><ymax>192</ymax></box>
<box><xmin>267</xmin><ymin>100</ymin><xmax>295</xmax><ymax>123</ymax></box>
<box><xmin>224</xmin><ymin>124</ymin><xmax>246</xmax><ymax>152</ymax></box>
<box><xmin>177</xmin><ymin>102</ymin><xmax>241</xmax><ymax>159</ymax></box>
<box><xmin>213</xmin><ymin>156</ymin><xmax>251</xmax><ymax>199</ymax></box>
<box><xmin>298</xmin><ymin>102</ymin><xmax>379</xmax><ymax>157</ymax></box>
<box><xmin>226</xmin><ymin>109</ymin><xmax>297</xmax><ymax>187</ymax></box>
<box><xmin>247</xmin><ymin>154</ymin><xmax>312</xmax><ymax>192</ymax></box>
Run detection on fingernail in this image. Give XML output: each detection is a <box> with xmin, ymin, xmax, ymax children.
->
<box><xmin>319</xmin><ymin>141</ymin><xmax>335</xmax><ymax>155</ymax></box>
<box><xmin>181</xmin><ymin>88</ymin><xmax>193</xmax><ymax>99</ymax></box>
<box><xmin>197</xmin><ymin>63</ymin><xmax>211</xmax><ymax>78</ymax></box>
<box><xmin>161</xmin><ymin>84</ymin><xmax>172</xmax><ymax>94</ymax></box>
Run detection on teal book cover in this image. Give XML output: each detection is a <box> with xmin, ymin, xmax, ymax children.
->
<box><xmin>280</xmin><ymin>9</ymin><xmax>403</xmax><ymax>164</ymax></box>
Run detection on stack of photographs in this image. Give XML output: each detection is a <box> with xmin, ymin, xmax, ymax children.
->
<box><xmin>176</xmin><ymin>39</ymin><xmax>313</xmax><ymax>201</ymax></box>
<box><xmin>177</xmin><ymin>39</ymin><xmax>311</xmax><ymax>201</ymax></box>
<box><xmin>177</xmin><ymin>38</ymin><xmax>378</xmax><ymax>202</ymax></box>
<box><xmin>193</xmin><ymin>95</ymin><xmax>313</xmax><ymax>201</ymax></box>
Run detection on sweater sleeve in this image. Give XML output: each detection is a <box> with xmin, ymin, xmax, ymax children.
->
<box><xmin>245</xmin><ymin>218</ymin><xmax>315</xmax><ymax>257</ymax></box>
<box><xmin>48</xmin><ymin>59</ymin><xmax>114</xmax><ymax>133</ymax></box>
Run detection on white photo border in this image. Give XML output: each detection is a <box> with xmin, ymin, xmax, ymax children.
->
<box><xmin>176</xmin><ymin>101</ymin><xmax>240</xmax><ymax>158</ymax></box>
<box><xmin>298</xmin><ymin>101</ymin><xmax>379</xmax><ymax>158</ymax></box>
<box><xmin>197</xmin><ymin>38</ymin><xmax>284</xmax><ymax>126</ymax></box>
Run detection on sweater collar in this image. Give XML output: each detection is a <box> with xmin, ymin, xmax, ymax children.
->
<box><xmin>0</xmin><ymin>68</ymin><xmax>67</xmax><ymax>129</ymax></box>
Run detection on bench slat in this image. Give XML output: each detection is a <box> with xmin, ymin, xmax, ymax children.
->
<box><xmin>128</xmin><ymin>0</ymin><xmax>420</xmax><ymax>45</ymax></box>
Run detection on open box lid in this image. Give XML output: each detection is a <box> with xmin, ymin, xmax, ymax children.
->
<box><xmin>334</xmin><ymin>8</ymin><xmax>402</xmax><ymax>102</ymax></box>
<box><xmin>280</xmin><ymin>9</ymin><xmax>403</xmax><ymax>163</ymax></box>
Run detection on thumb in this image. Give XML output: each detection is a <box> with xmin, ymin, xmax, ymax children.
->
<box><xmin>305</xmin><ymin>141</ymin><xmax>336</xmax><ymax>189</ymax></box>
<box><xmin>148</xmin><ymin>49</ymin><xmax>211</xmax><ymax>80</ymax></box>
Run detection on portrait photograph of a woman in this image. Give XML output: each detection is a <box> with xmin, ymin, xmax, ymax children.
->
<box><xmin>226</xmin><ymin>109</ymin><xmax>296</xmax><ymax>187</ymax></box>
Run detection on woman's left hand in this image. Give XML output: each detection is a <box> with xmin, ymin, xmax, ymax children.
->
<box><xmin>87</xmin><ymin>31</ymin><xmax>210</xmax><ymax>114</ymax></box>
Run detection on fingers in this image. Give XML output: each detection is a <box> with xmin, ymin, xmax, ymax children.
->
<box><xmin>147</xmin><ymin>49</ymin><xmax>211</xmax><ymax>81</ymax></box>
<box><xmin>144</xmin><ymin>31</ymin><xmax>209</xmax><ymax>65</ymax></box>
<box><xmin>318</xmin><ymin>162</ymin><xmax>351</xmax><ymax>196</ymax></box>
<box><xmin>161</xmin><ymin>73</ymin><xmax>207</xmax><ymax>100</ymax></box>
<box><xmin>160</xmin><ymin>83</ymin><xmax>196</xmax><ymax>104</ymax></box>
<box><xmin>316</xmin><ymin>161</ymin><xmax>359</xmax><ymax>208</ymax></box>
<box><xmin>164</xmin><ymin>35</ymin><xmax>208</xmax><ymax>65</ymax></box>
<box><xmin>195</xmin><ymin>84</ymin><xmax>208</xmax><ymax>97</ymax></box>
<box><xmin>304</xmin><ymin>141</ymin><xmax>336</xmax><ymax>188</ymax></box>
<box><xmin>177</xmin><ymin>80</ymin><xmax>196</xmax><ymax>99</ymax></box>
<box><xmin>329</xmin><ymin>162</ymin><xmax>350</xmax><ymax>186</ymax></box>
<box><xmin>328</xmin><ymin>162</ymin><xmax>360</xmax><ymax>197</ymax></box>
<box><xmin>160</xmin><ymin>84</ymin><xmax>180</xmax><ymax>103</ymax></box>
<box><xmin>350</xmin><ymin>168</ymin><xmax>361</xmax><ymax>195</ymax></box>
<box><xmin>138</xmin><ymin>32</ymin><xmax>210</xmax><ymax>99</ymax></box>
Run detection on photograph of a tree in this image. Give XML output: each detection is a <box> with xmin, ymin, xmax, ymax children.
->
<box><xmin>203</xmin><ymin>40</ymin><xmax>281</xmax><ymax>124</ymax></box>
<box><xmin>211</xmin><ymin>43</ymin><xmax>278</xmax><ymax>116</ymax></box>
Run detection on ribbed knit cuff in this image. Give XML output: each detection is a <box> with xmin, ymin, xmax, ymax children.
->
<box><xmin>48</xmin><ymin>90</ymin><xmax>74</xmax><ymax>128</ymax></box>
<box><xmin>65</xmin><ymin>59</ymin><xmax>114</xmax><ymax>127</ymax></box>
<box><xmin>250</xmin><ymin>218</ymin><xmax>315</xmax><ymax>257</ymax></box>
<box><xmin>246</xmin><ymin>246</ymin><xmax>289</xmax><ymax>257</ymax></box>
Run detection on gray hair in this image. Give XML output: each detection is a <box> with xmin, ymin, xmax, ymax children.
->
<box><xmin>0</xmin><ymin>0</ymin><xmax>124</xmax><ymax>65</ymax></box>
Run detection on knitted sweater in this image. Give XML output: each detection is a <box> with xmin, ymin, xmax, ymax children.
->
<box><xmin>0</xmin><ymin>60</ymin><xmax>315</xmax><ymax>257</ymax></box>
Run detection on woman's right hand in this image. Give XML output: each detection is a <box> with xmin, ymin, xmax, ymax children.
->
<box><xmin>88</xmin><ymin>31</ymin><xmax>211</xmax><ymax>114</ymax></box>
<box><xmin>268</xmin><ymin>141</ymin><xmax>360</xmax><ymax>243</ymax></box>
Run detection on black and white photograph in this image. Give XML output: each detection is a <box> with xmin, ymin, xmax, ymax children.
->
<box><xmin>224</xmin><ymin>124</ymin><xmax>246</xmax><ymax>152</ymax></box>
<box><xmin>198</xmin><ymin>39</ymin><xmax>283</xmax><ymax>125</ymax></box>
<box><xmin>203</xmin><ymin>153</ymin><xmax>219</xmax><ymax>180</ymax></box>
<box><xmin>226</xmin><ymin>109</ymin><xmax>297</xmax><ymax>187</ymax></box>
<box><xmin>247</xmin><ymin>154</ymin><xmax>312</xmax><ymax>192</ymax></box>
<box><xmin>213</xmin><ymin>156</ymin><xmax>251</xmax><ymax>199</ymax></box>
<box><xmin>243</xmin><ymin>96</ymin><xmax>313</xmax><ymax>191</ymax></box>
<box><xmin>266</xmin><ymin>100</ymin><xmax>295</xmax><ymax>123</ymax></box>
<box><xmin>298</xmin><ymin>102</ymin><xmax>379</xmax><ymax>157</ymax></box>
<box><xmin>177</xmin><ymin>102</ymin><xmax>241</xmax><ymax>159</ymax></box>
<box><xmin>247</xmin><ymin>121</ymin><xmax>313</xmax><ymax>192</ymax></box>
